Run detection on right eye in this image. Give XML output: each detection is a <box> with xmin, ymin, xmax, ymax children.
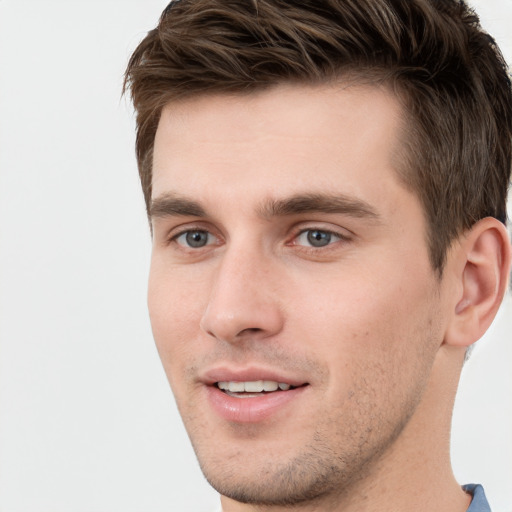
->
<box><xmin>173</xmin><ymin>229</ymin><xmax>217</xmax><ymax>248</ymax></box>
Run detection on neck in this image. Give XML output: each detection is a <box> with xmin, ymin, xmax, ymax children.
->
<box><xmin>221</xmin><ymin>345</ymin><xmax>471</xmax><ymax>512</ymax></box>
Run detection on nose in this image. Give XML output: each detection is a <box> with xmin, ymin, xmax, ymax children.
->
<box><xmin>199</xmin><ymin>246</ymin><xmax>284</xmax><ymax>344</ymax></box>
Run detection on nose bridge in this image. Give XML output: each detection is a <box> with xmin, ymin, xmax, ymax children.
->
<box><xmin>200</xmin><ymin>239</ymin><xmax>283</xmax><ymax>343</ymax></box>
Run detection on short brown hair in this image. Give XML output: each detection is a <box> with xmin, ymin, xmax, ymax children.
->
<box><xmin>124</xmin><ymin>0</ymin><xmax>512</xmax><ymax>272</ymax></box>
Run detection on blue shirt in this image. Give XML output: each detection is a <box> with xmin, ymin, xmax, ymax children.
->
<box><xmin>464</xmin><ymin>484</ymin><xmax>491</xmax><ymax>512</ymax></box>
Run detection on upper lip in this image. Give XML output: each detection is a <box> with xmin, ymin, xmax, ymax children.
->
<box><xmin>199</xmin><ymin>366</ymin><xmax>308</xmax><ymax>387</ymax></box>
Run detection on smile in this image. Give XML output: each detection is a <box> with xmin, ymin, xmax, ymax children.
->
<box><xmin>217</xmin><ymin>380</ymin><xmax>293</xmax><ymax>395</ymax></box>
<box><xmin>207</xmin><ymin>380</ymin><xmax>308</xmax><ymax>423</ymax></box>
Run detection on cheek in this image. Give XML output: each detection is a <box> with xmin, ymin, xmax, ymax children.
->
<box><xmin>147</xmin><ymin>262</ymin><xmax>207</xmax><ymax>374</ymax></box>
<box><xmin>289</xmin><ymin>257</ymin><xmax>440</xmax><ymax>372</ymax></box>
<box><xmin>303</xmin><ymin>276</ymin><xmax>441</xmax><ymax>438</ymax></box>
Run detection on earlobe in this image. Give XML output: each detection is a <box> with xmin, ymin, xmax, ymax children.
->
<box><xmin>445</xmin><ymin>217</ymin><xmax>511</xmax><ymax>348</ymax></box>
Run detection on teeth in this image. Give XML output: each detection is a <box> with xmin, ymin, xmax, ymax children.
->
<box><xmin>244</xmin><ymin>381</ymin><xmax>264</xmax><ymax>392</ymax></box>
<box><xmin>226</xmin><ymin>381</ymin><xmax>244</xmax><ymax>392</ymax></box>
<box><xmin>263</xmin><ymin>380</ymin><xmax>278</xmax><ymax>392</ymax></box>
<box><xmin>217</xmin><ymin>380</ymin><xmax>291</xmax><ymax>393</ymax></box>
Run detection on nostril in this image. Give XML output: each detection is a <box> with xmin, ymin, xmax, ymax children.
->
<box><xmin>237</xmin><ymin>327</ymin><xmax>264</xmax><ymax>337</ymax></box>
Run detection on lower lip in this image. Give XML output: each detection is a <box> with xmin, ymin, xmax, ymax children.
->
<box><xmin>205</xmin><ymin>385</ymin><xmax>307</xmax><ymax>423</ymax></box>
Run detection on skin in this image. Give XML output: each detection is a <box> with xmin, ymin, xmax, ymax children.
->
<box><xmin>148</xmin><ymin>83</ymin><xmax>495</xmax><ymax>511</ymax></box>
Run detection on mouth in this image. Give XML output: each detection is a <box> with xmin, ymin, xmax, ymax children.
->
<box><xmin>205</xmin><ymin>377</ymin><xmax>309</xmax><ymax>423</ymax></box>
<box><xmin>216</xmin><ymin>380</ymin><xmax>303</xmax><ymax>398</ymax></box>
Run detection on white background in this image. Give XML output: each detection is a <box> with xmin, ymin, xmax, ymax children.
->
<box><xmin>0</xmin><ymin>1</ymin><xmax>511</xmax><ymax>511</ymax></box>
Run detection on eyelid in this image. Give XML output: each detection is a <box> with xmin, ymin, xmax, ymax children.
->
<box><xmin>294</xmin><ymin>229</ymin><xmax>341</xmax><ymax>247</ymax></box>
<box><xmin>159</xmin><ymin>221</ymin><xmax>353</xmax><ymax>252</ymax></box>
<box><xmin>163</xmin><ymin>222</ymin><xmax>222</xmax><ymax>247</ymax></box>
<box><xmin>289</xmin><ymin>223</ymin><xmax>353</xmax><ymax>246</ymax></box>
<box><xmin>175</xmin><ymin>230</ymin><xmax>217</xmax><ymax>248</ymax></box>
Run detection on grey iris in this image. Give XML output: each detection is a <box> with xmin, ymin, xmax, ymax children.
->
<box><xmin>186</xmin><ymin>230</ymin><xmax>208</xmax><ymax>247</ymax></box>
<box><xmin>307</xmin><ymin>230</ymin><xmax>331</xmax><ymax>247</ymax></box>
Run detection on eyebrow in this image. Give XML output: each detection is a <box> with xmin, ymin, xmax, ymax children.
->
<box><xmin>149</xmin><ymin>193</ymin><xmax>207</xmax><ymax>218</ymax></box>
<box><xmin>258</xmin><ymin>193</ymin><xmax>380</xmax><ymax>221</ymax></box>
<box><xmin>149</xmin><ymin>192</ymin><xmax>380</xmax><ymax>222</ymax></box>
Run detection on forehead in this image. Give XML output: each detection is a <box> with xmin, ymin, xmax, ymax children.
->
<box><xmin>152</xmin><ymin>83</ymin><xmax>408</xmax><ymax>214</ymax></box>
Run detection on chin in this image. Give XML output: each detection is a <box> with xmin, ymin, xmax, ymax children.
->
<box><xmin>193</xmin><ymin>439</ymin><xmax>366</xmax><ymax>507</ymax></box>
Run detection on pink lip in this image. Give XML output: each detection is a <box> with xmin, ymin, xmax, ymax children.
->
<box><xmin>200</xmin><ymin>366</ymin><xmax>307</xmax><ymax>388</ymax></box>
<box><xmin>199</xmin><ymin>366</ymin><xmax>309</xmax><ymax>423</ymax></box>
<box><xmin>205</xmin><ymin>384</ymin><xmax>308</xmax><ymax>423</ymax></box>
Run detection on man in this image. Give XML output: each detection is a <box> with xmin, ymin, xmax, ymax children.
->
<box><xmin>124</xmin><ymin>1</ymin><xmax>512</xmax><ymax>511</ymax></box>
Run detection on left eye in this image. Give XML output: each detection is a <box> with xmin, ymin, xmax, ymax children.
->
<box><xmin>174</xmin><ymin>230</ymin><xmax>216</xmax><ymax>248</ymax></box>
<box><xmin>295</xmin><ymin>229</ymin><xmax>341</xmax><ymax>248</ymax></box>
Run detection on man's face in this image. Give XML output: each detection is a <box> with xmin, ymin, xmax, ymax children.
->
<box><xmin>149</xmin><ymin>84</ymin><xmax>451</xmax><ymax>506</ymax></box>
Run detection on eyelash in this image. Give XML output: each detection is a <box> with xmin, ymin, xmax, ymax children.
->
<box><xmin>168</xmin><ymin>226</ymin><xmax>220</xmax><ymax>249</ymax></box>
<box><xmin>167</xmin><ymin>225</ymin><xmax>351</xmax><ymax>252</ymax></box>
<box><xmin>291</xmin><ymin>228</ymin><xmax>351</xmax><ymax>249</ymax></box>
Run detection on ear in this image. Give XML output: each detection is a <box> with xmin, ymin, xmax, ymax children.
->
<box><xmin>444</xmin><ymin>217</ymin><xmax>511</xmax><ymax>347</ymax></box>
